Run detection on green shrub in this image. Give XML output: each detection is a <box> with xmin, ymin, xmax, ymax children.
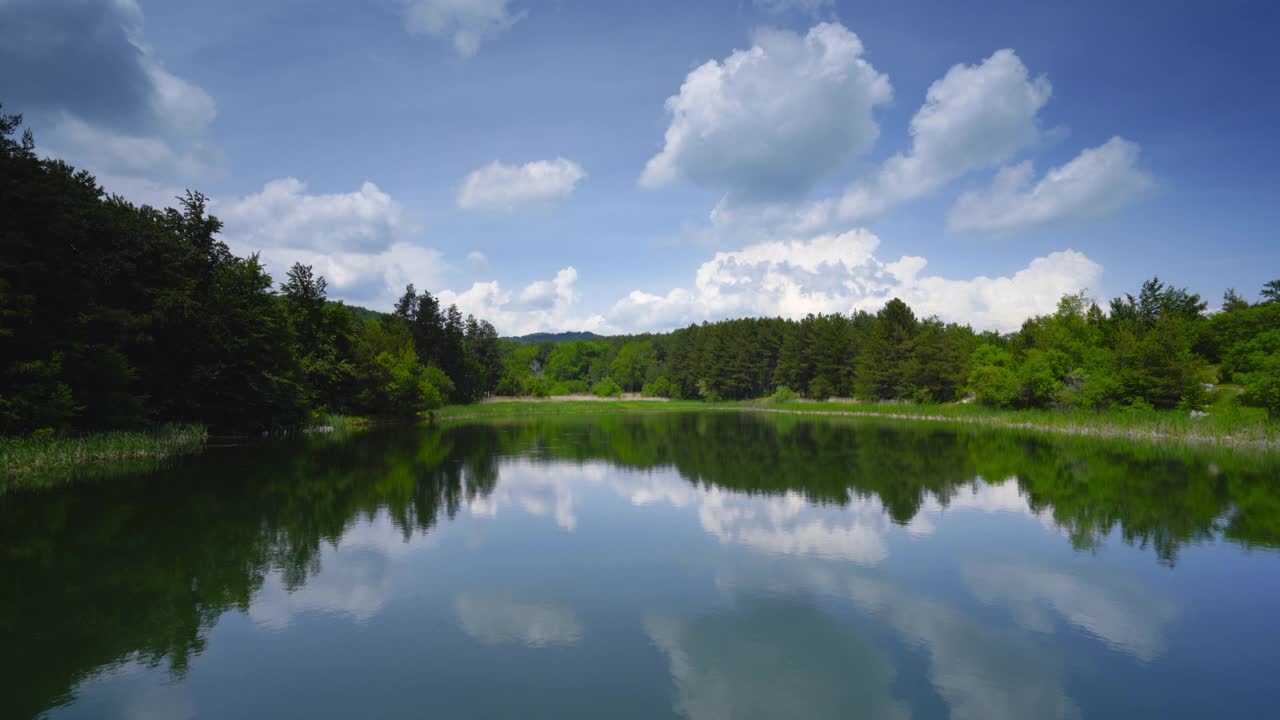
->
<box><xmin>526</xmin><ymin>378</ymin><xmax>551</xmax><ymax>398</ymax></box>
<box><xmin>1240</xmin><ymin>353</ymin><xmax>1280</xmax><ymax>419</ymax></box>
<box><xmin>592</xmin><ymin>377</ymin><xmax>623</xmax><ymax>397</ymax></box>
<box><xmin>970</xmin><ymin>364</ymin><xmax>1018</xmax><ymax>408</ymax></box>
<box><xmin>808</xmin><ymin>377</ymin><xmax>833</xmax><ymax>400</ymax></box>
<box><xmin>769</xmin><ymin>385</ymin><xmax>796</xmax><ymax>403</ymax></box>
<box><xmin>1120</xmin><ymin>397</ymin><xmax>1157</xmax><ymax>415</ymax></box>
<box><xmin>642</xmin><ymin>376</ymin><xmax>676</xmax><ymax>398</ymax></box>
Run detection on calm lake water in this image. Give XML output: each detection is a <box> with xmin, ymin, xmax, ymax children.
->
<box><xmin>4</xmin><ymin>412</ymin><xmax>1280</xmax><ymax>719</ymax></box>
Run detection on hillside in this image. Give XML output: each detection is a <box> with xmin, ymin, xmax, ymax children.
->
<box><xmin>503</xmin><ymin>331</ymin><xmax>608</xmax><ymax>344</ymax></box>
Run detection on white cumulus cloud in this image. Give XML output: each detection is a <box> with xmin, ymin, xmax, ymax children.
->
<box><xmin>400</xmin><ymin>0</ymin><xmax>524</xmax><ymax>56</ymax></box>
<box><xmin>214</xmin><ymin>179</ymin><xmax>450</xmax><ymax>309</ymax></box>
<box><xmin>838</xmin><ymin>48</ymin><xmax>1051</xmax><ymax>221</ymax></box>
<box><xmin>465</xmin><ymin>250</ymin><xmax>490</xmax><ymax>271</ymax></box>
<box><xmin>143</xmin><ymin>60</ymin><xmax>216</xmax><ymax>135</ymax></box>
<box><xmin>218</xmin><ymin>178</ymin><xmax>411</xmax><ymax>254</ymax></box>
<box><xmin>42</xmin><ymin>113</ymin><xmax>221</xmax><ymax>183</ymax></box>
<box><xmin>640</xmin><ymin>22</ymin><xmax>892</xmax><ymax>202</ymax></box>
<box><xmin>704</xmin><ymin>47</ymin><xmax>1053</xmax><ymax>239</ymax></box>
<box><xmin>5</xmin><ymin>0</ymin><xmax>221</xmax><ymax>201</ymax></box>
<box><xmin>949</xmin><ymin>137</ymin><xmax>1154</xmax><ymax>235</ymax></box>
<box><xmin>602</xmin><ymin>229</ymin><xmax>1102</xmax><ymax>333</ymax></box>
<box><xmin>439</xmin><ymin>267</ymin><xmax>605</xmax><ymax>336</ymax></box>
<box><xmin>457</xmin><ymin>158</ymin><xmax>586</xmax><ymax>211</ymax></box>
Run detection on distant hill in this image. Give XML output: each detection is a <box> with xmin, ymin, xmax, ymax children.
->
<box><xmin>326</xmin><ymin>304</ymin><xmax>602</xmax><ymax>343</ymax></box>
<box><xmin>330</xmin><ymin>301</ymin><xmax>389</xmax><ymax>324</ymax></box>
<box><xmin>503</xmin><ymin>331</ymin><xmax>608</xmax><ymax>344</ymax></box>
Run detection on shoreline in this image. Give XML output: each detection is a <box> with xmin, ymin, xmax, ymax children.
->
<box><xmin>435</xmin><ymin>399</ymin><xmax>1280</xmax><ymax>452</ymax></box>
<box><xmin>6</xmin><ymin>399</ymin><xmax>1275</xmax><ymax>481</ymax></box>
<box><xmin>0</xmin><ymin>424</ymin><xmax>208</xmax><ymax>481</ymax></box>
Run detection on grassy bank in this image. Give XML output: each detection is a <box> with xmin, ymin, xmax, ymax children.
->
<box><xmin>436</xmin><ymin>398</ymin><xmax>1280</xmax><ymax>451</ymax></box>
<box><xmin>1</xmin><ymin>424</ymin><xmax>208</xmax><ymax>477</ymax></box>
<box><xmin>306</xmin><ymin>414</ymin><xmax>371</xmax><ymax>433</ymax></box>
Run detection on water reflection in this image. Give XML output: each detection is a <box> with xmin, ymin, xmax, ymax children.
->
<box><xmin>465</xmin><ymin>461</ymin><xmax>609</xmax><ymax>531</ymax></box>
<box><xmin>645</xmin><ymin>598</ymin><xmax>909</xmax><ymax>720</ymax></box>
<box><xmin>719</xmin><ymin>565</ymin><xmax>1081</xmax><ymax>720</ymax></box>
<box><xmin>842</xmin><ymin>572</ymin><xmax>1081</xmax><ymax>720</ymax></box>
<box><xmin>3</xmin><ymin>413</ymin><xmax>1278</xmax><ymax>719</ymax></box>
<box><xmin>965</xmin><ymin>560</ymin><xmax>1176</xmax><ymax>662</ymax></box>
<box><xmin>454</xmin><ymin>593</ymin><xmax>583</xmax><ymax>647</ymax></box>
<box><xmin>248</xmin><ymin>511</ymin><xmax>434</xmax><ymax>631</ymax></box>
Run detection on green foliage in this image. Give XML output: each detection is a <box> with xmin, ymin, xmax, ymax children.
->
<box><xmin>7</xmin><ymin>109</ymin><xmax>1273</xmax><ymax>431</ymax></box>
<box><xmin>593</xmin><ymin>377</ymin><xmax>624</xmax><ymax>397</ymax></box>
<box><xmin>527</xmin><ymin>378</ymin><xmax>551</xmax><ymax>398</ymax></box>
<box><xmin>1261</xmin><ymin>279</ymin><xmax>1280</xmax><ymax>304</ymax></box>
<box><xmin>856</xmin><ymin>299</ymin><xmax>918</xmax><ymax>400</ymax></box>
<box><xmin>482</xmin><ymin>275</ymin><xmax>1277</xmax><ymax>426</ymax></box>
<box><xmin>610</xmin><ymin>341</ymin><xmax>657</xmax><ymax>391</ymax></box>
<box><xmin>768</xmin><ymin>385</ymin><xmax>796</xmax><ymax>403</ymax></box>
<box><xmin>546</xmin><ymin>378</ymin><xmax>591</xmax><ymax>395</ymax></box>
<box><xmin>1240</xmin><ymin>354</ymin><xmax>1280</xmax><ymax>419</ymax></box>
<box><xmin>968</xmin><ymin>344</ymin><xmax>1018</xmax><ymax>408</ymax></box>
<box><xmin>642</xmin><ymin>376</ymin><xmax>677</xmax><ymax>398</ymax></box>
<box><xmin>0</xmin><ymin>112</ymin><xmax>500</xmax><ymax>433</ymax></box>
<box><xmin>1</xmin><ymin>424</ymin><xmax>206</xmax><ymax>476</ymax></box>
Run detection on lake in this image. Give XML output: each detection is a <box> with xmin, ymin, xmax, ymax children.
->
<box><xmin>4</xmin><ymin>412</ymin><xmax>1280</xmax><ymax>719</ymax></box>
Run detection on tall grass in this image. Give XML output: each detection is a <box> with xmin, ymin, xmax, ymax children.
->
<box><xmin>306</xmin><ymin>413</ymin><xmax>370</xmax><ymax>434</ymax></box>
<box><xmin>0</xmin><ymin>424</ymin><xmax>207</xmax><ymax>477</ymax></box>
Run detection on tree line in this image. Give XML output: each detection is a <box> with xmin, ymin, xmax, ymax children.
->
<box><xmin>4</xmin><ymin>102</ymin><xmax>1276</xmax><ymax>432</ymax></box>
<box><xmin>0</xmin><ymin>108</ymin><xmax>502</xmax><ymax>434</ymax></box>
<box><xmin>496</xmin><ymin>285</ymin><xmax>1280</xmax><ymax>418</ymax></box>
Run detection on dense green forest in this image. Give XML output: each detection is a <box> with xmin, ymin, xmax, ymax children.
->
<box><xmin>496</xmin><ymin>282</ymin><xmax>1280</xmax><ymax>418</ymax></box>
<box><xmin>0</xmin><ymin>109</ymin><xmax>502</xmax><ymax>434</ymax></box>
<box><xmin>3</xmin><ymin>104</ymin><xmax>1278</xmax><ymax>437</ymax></box>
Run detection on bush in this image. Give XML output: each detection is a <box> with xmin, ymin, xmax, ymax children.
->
<box><xmin>1177</xmin><ymin>381</ymin><xmax>1209</xmax><ymax>411</ymax></box>
<box><xmin>696</xmin><ymin>379</ymin><xmax>722</xmax><ymax>403</ymax></box>
<box><xmin>1240</xmin><ymin>354</ymin><xmax>1280</xmax><ymax>419</ymax></box>
<box><xmin>642</xmin><ymin>376</ymin><xmax>676</xmax><ymax>398</ymax></box>
<box><xmin>592</xmin><ymin>377</ymin><xmax>623</xmax><ymax>398</ymax></box>
<box><xmin>563</xmin><ymin>379</ymin><xmax>590</xmax><ymax>394</ymax></box>
<box><xmin>494</xmin><ymin>374</ymin><xmax>522</xmax><ymax>396</ymax></box>
<box><xmin>1015</xmin><ymin>349</ymin><xmax>1069</xmax><ymax>408</ymax></box>
<box><xmin>808</xmin><ymin>377</ymin><xmax>833</xmax><ymax>400</ymax></box>
<box><xmin>525</xmin><ymin>378</ymin><xmax>551</xmax><ymax>398</ymax></box>
<box><xmin>417</xmin><ymin>365</ymin><xmax>454</xmax><ymax>411</ymax></box>
<box><xmin>767</xmin><ymin>385</ymin><xmax>795</xmax><ymax>403</ymax></box>
<box><xmin>970</xmin><ymin>364</ymin><xmax>1018</xmax><ymax>408</ymax></box>
<box><xmin>1120</xmin><ymin>397</ymin><xmax>1157</xmax><ymax>415</ymax></box>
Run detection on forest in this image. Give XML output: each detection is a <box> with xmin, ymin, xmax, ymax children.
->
<box><xmin>3</xmin><ymin>105</ymin><xmax>1279</xmax><ymax>438</ymax></box>
<box><xmin>496</xmin><ymin>282</ymin><xmax>1280</xmax><ymax>419</ymax></box>
<box><xmin>0</xmin><ymin>109</ymin><xmax>502</xmax><ymax>434</ymax></box>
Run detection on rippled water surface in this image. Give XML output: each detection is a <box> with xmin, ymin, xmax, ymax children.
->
<box><xmin>4</xmin><ymin>413</ymin><xmax>1280</xmax><ymax>719</ymax></box>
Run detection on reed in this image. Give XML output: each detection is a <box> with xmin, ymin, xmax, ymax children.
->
<box><xmin>0</xmin><ymin>424</ymin><xmax>208</xmax><ymax>477</ymax></box>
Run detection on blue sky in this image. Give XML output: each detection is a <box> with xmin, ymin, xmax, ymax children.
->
<box><xmin>3</xmin><ymin>0</ymin><xmax>1276</xmax><ymax>334</ymax></box>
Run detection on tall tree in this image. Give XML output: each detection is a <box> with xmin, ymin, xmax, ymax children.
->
<box><xmin>855</xmin><ymin>299</ymin><xmax>918</xmax><ymax>400</ymax></box>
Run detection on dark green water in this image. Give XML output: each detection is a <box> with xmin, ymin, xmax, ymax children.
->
<box><xmin>4</xmin><ymin>412</ymin><xmax>1280</xmax><ymax>719</ymax></box>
